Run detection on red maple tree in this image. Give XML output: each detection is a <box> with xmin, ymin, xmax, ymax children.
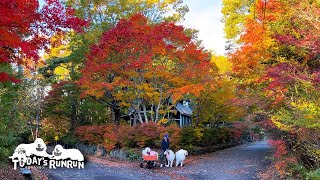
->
<box><xmin>0</xmin><ymin>0</ymin><xmax>86</xmax><ymax>82</ymax></box>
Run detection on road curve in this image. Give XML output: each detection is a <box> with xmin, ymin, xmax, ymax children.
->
<box><xmin>46</xmin><ymin>141</ymin><xmax>272</xmax><ymax>180</ymax></box>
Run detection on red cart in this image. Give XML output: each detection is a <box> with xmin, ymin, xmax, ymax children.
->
<box><xmin>140</xmin><ymin>154</ymin><xmax>159</xmax><ymax>169</ymax></box>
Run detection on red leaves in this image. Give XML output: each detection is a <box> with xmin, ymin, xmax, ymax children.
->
<box><xmin>76</xmin><ymin>123</ymin><xmax>182</xmax><ymax>150</ymax></box>
<box><xmin>268</xmin><ymin>139</ymin><xmax>299</xmax><ymax>178</ymax></box>
<box><xmin>76</xmin><ymin>125</ymin><xmax>114</xmax><ymax>145</ymax></box>
<box><xmin>260</xmin><ymin>63</ymin><xmax>309</xmax><ymax>89</ymax></box>
<box><xmin>0</xmin><ymin>0</ymin><xmax>86</xmax><ymax>83</ymax></box>
<box><xmin>79</xmin><ymin>13</ymin><xmax>211</xmax><ymax>101</ymax></box>
<box><xmin>0</xmin><ymin>72</ymin><xmax>20</xmax><ymax>83</ymax></box>
<box><xmin>268</xmin><ymin>139</ymin><xmax>288</xmax><ymax>158</ymax></box>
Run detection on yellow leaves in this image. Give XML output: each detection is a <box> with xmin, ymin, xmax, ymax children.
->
<box><xmin>44</xmin><ymin>32</ymin><xmax>71</xmax><ymax>61</ymax></box>
<box><xmin>157</xmin><ymin>118</ymin><xmax>168</xmax><ymax>125</ymax></box>
<box><xmin>272</xmin><ymin>98</ymin><xmax>320</xmax><ymax>130</ymax></box>
<box><xmin>222</xmin><ymin>0</ymin><xmax>254</xmax><ymax>40</ymax></box>
<box><xmin>211</xmin><ymin>55</ymin><xmax>232</xmax><ymax>74</ymax></box>
<box><xmin>194</xmin><ymin>127</ymin><xmax>204</xmax><ymax>142</ymax></box>
<box><xmin>53</xmin><ymin>63</ymin><xmax>71</xmax><ymax>80</ymax></box>
<box><xmin>271</xmin><ymin>117</ymin><xmax>290</xmax><ymax>131</ymax></box>
<box><xmin>290</xmin><ymin>100</ymin><xmax>320</xmax><ymax>119</ymax></box>
<box><xmin>146</xmin><ymin>0</ymin><xmax>160</xmax><ymax>4</ymax></box>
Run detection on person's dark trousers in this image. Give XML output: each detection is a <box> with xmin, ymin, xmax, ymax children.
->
<box><xmin>160</xmin><ymin>150</ymin><xmax>166</xmax><ymax>166</ymax></box>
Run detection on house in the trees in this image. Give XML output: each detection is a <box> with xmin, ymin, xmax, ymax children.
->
<box><xmin>171</xmin><ymin>101</ymin><xmax>192</xmax><ymax>127</ymax></box>
<box><xmin>123</xmin><ymin>100</ymin><xmax>192</xmax><ymax>127</ymax></box>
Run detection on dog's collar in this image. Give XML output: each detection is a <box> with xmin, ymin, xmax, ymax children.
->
<box><xmin>54</xmin><ymin>151</ymin><xmax>62</xmax><ymax>156</ymax></box>
<box><xmin>36</xmin><ymin>147</ymin><xmax>44</xmax><ymax>151</ymax></box>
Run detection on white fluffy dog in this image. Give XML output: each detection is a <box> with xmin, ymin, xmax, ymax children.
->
<box><xmin>142</xmin><ymin>147</ymin><xmax>151</xmax><ymax>156</ymax></box>
<box><xmin>175</xmin><ymin>149</ymin><xmax>188</xmax><ymax>167</ymax></box>
<box><xmin>51</xmin><ymin>145</ymin><xmax>84</xmax><ymax>161</ymax></box>
<box><xmin>32</xmin><ymin>138</ymin><xmax>51</xmax><ymax>157</ymax></box>
<box><xmin>9</xmin><ymin>138</ymin><xmax>50</xmax><ymax>161</ymax></box>
<box><xmin>164</xmin><ymin>150</ymin><xmax>175</xmax><ymax>167</ymax></box>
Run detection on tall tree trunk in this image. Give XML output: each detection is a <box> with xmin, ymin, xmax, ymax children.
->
<box><xmin>70</xmin><ymin>98</ymin><xmax>78</xmax><ymax>131</ymax></box>
<box><xmin>35</xmin><ymin>109</ymin><xmax>40</xmax><ymax>139</ymax></box>
<box><xmin>112</xmin><ymin>107</ymin><xmax>120</xmax><ymax>125</ymax></box>
<box><xmin>155</xmin><ymin>107</ymin><xmax>160</xmax><ymax>123</ymax></box>
<box><xmin>137</xmin><ymin>103</ymin><xmax>143</xmax><ymax>124</ymax></box>
<box><xmin>150</xmin><ymin>104</ymin><xmax>154</xmax><ymax>122</ymax></box>
<box><xmin>142</xmin><ymin>104</ymin><xmax>148</xmax><ymax>123</ymax></box>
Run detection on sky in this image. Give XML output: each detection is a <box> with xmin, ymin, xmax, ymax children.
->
<box><xmin>182</xmin><ymin>0</ymin><xmax>226</xmax><ymax>55</ymax></box>
<box><xmin>39</xmin><ymin>0</ymin><xmax>226</xmax><ymax>55</ymax></box>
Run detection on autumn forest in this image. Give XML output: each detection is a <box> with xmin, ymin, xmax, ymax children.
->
<box><xmin>0</xmin><ymin>0</ymin><xmax>319</xmax><ymax>179</ymax></box>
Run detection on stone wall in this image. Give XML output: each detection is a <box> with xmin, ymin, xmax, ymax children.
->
<box><xmin>75</xmin><ymin>143</ymin><xmax>127</xmax><ymax>161</ymax></box>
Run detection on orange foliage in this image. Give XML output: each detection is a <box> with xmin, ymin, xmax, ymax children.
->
<box><xmin>76</xmin><ymin>123</ymin><xmax>182</xmax><ymax>150</ymax></box>
<box><xmin>75</xmin><ymin>125</ymin><xmax>113</xmax><ymax>145</ymax></box>
<box><xmin>78</xmin><ymin>13</ymin><xmax>213</xmax><ymax>103</ymax></box>
<box><xmin>0</xmin><ymin>0</ymin><xmax>86</xmax><ymax>82</ymax></box>
<box><xmin>103</xmin><ymin>125</ymin><xmax>118</xmax><ymax>151</ymax></box>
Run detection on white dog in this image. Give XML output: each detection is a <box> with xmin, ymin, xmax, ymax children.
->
<box><xmin>175</xmin><ymin>149</ymin><xmax>188</xmax><ymax>167</ymax></box>
<box><xmin>12</xmin><ymin>148</ymin><xmax>28</xmax><ymax>163</ymax></box>
<box><xmin>164</xmin><ymin>150</ymin><xmax>175</xmax><ymax>167</ymax></box>
<box><xmin>51</xmin><ymin>145</ymin><xmax>84</xmax><ymax>161</ymax></box>
<box><xmin>142</xmin><ymin>147</ymin><xmax>151</xmax><ymax>156</ymax></box>
<box><xmin>9</xmin><ymin>138</ymin><xmax>50</xmax><ymax>161</ymax></box>
<box><xmin>32</xmin><ymin>138</ymin><xmax>51</xmax><ymax>157</ymax></box>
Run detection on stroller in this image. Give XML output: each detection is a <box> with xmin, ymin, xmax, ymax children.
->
<box><xmin>140</xmin><ymin>147</ymin><xmax>159</xmax><ymax>169</ymax></box>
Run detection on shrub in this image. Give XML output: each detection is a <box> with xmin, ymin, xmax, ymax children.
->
<box><xmin>75</xmin><ymin>123</ymin><xmax>182</xmax><ymax>150</ymax></box>
<box><xmin>117</xmin><ymin>125</ymin><xmax>135</xmax><ymax>148</ymax></box>
<box><xmin>125</xmin><ymin>148</ymin><xmax>141</xmax><ymax>161</ymax></box>
<box><xmin>201</xmin><ymin>128</ymin><xmax>219</xmax><ymax>146</ymax></box>
<box><xmin>180</xmin><ymin>126</ymin><xmax>198</xmax><ymax>148</ymax></box>
<box><xmin>60</xmin><ymin>133</ymin><xmax>78</xmax><ymax>145</ymax></box>
<box><xmin>134</xmin><ymin>122</ymin><xmax>159</xmax><ymax>148</ymax></box>
<box><xmin>217</xmin><ymin>127</ymin><xmax>232</xmax><ymax>143</ymax></box>
<box><xmin>229</xmin><ymin>128</ymin><xmax>242</xmax><ymax>143</ymax></box>
<box><xmin>103</xmin><ymin>124</ymin><xmax>117</xmax><ymax>151</ymax></box>
<box><xmin>305</xmin><ymin>168</ymin><xmax>320</xmax><ymax>179</ymax></box>
<box><xmin>75</xmin><ymin>125</ymin><xmax>106</xmax><ymax>144</ymax></box>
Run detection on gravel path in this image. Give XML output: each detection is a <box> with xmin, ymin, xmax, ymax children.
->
<box><xmin>46</xmin><ymin>141</ymin><xmax>272</xmax><ymax>180</ymax></box>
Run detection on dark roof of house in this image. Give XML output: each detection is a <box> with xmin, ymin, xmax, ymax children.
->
<box><xmin>176</xmin><ymin>102</ymin><xmax>192</xmax><ymax>116</ymax></box>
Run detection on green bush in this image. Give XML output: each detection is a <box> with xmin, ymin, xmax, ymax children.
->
<box><xmin>180</xmin><ymin>126</ymin><xmax>198</xmax><ymax>148</ymax></box>
<box><xmin>125</xmin><ymin>148</ymin><xmax>141</xmax><ymax>161</ymax></box>
<box><xmin>306</xmin><ymin>168</ymin><xmax>320</xmax><ymax>179</ymax></box>
<box><xmin>61</xmin><ymin>133</ymin><xmax>79</xmax><ymax>145</ymax></box>
<box><xmin>201</xmin><ymin>128</ymin><xmax>219</xmax><ymax>146</ymax></box>
<box><xmin>218</xmin><ymin>127</ymin><xmax>232</xmax><ymax>143</ymax></box>
<box><xmin>201</xmin><ymin>127</ymin><xmax>232</xmax><ymax>146</ymax></box>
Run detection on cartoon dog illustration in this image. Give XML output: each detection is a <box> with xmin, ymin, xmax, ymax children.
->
<box><xmin>9</xmin><ymin>138</ymin><xmax>50</xmax><ymax>160</ymax></box>
<box><xmin>51</xmin><ymin>144</ymin><xmax>84</xmax><ymax>161</ymax></box>
<box><xmin>13</xmin><ymin>148</ymin><xmax>28</xmax><ymax>163</ymax></box>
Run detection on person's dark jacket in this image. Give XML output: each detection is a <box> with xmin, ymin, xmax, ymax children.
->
<box><xmin>161</xmin><ymin>138</ymin><xmax>170</xmax><ymax>150</ymax></box>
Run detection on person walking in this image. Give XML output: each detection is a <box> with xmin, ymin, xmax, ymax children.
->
<box><xmin>160</xmin><ymin>134</ymin><xmax>170</xmax><ymax>167</ymax></box>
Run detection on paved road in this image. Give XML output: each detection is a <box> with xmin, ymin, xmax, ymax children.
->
<box><xmin>166</xmin><ymin>141</ymin><xmax>272</xmax><ymax>180</ymax></box>
<box><xmin>46</xmin><ymin>141</ymin><xmax>272</xmax><ymax>180</ymax></box>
